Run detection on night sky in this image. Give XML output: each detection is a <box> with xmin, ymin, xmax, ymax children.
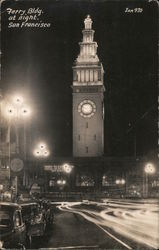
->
<box><xmin>1</xmin><ymin>0</ymin><xmax>158</xmax><ymax>158</ymax></box>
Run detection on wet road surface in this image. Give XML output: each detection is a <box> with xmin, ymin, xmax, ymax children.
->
<box><xmin>31</xmin><ymin>199</ymin><xmax>159</xmax><ymax>249</ymax></box>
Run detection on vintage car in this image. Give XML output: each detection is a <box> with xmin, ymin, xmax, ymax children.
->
<box><xmin>0</xmin><ymin>202</ymin><xmax>27</xmax><ymax>249</ymax></box>
<box><xmin>41</xmin><ymin>200</ymin><xmax>54</xmax><ymax>228</ymax></box>
<box><xmin>20</xmin><ymin>202</ymin><xmax>46</xmax><ymax>238</ymax></box>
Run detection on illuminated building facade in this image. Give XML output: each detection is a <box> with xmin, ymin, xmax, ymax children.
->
<box><xmin>72</xmin><ymin>15</ymin><xmax>105</xmax><ymax>157</ymax></box>
<box><xmin>23</xmin><ymin>16</ymin><xmax>158</xmax><ymax>198</ymax></box>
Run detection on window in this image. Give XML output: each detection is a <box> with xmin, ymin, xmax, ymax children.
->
<box><xmin>94</xmin><ymin>134</ymin><xmax>96</xmax><ymax>140</ymax></box>
<box><xmin>86</xmin><ymin>122</ymin><xmax>88</xmax><ymax>128</ymax></box>
<box><xmin>73</xmin><ymin>70</ymin><xmax>78</xmax><ymax>81</ymax></box>
<box><xmin>86</xmin><ymin>147</ymin><xmax>88</xmax><ymax>153</ymax></box>
<box><xmin>78</xmin><ymin>135</ymin><xmax>80</xmax><ymax>141</ymax></box>
<box><xmin>98</xmin><ymin>70</ymin><xmax>101</xmax><ymax>81</ymax></box>
<box><xmin>0</xmin><ymin>211</ymin><xmax>11</xmax><ymax>228</ymax></box>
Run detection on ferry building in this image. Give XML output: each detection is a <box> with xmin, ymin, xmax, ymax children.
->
<box><xmin>72</xmin><ymin>15</ymin><xmax>105</xmax><ymax>157</ymax></box>
<box><xmin>26</xmin><ymin>16</ymin><xmax>153</xmax><ymax>197</ymax></box>
<box><xmin>43</xmin><ymin>15</ymin><xmax>106</xmax><ymax>191</ymax></box>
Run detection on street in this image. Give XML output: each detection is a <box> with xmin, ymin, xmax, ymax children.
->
<box><xmin>31</xmin><ymin>199</ymin><xmax>159</xmax><ymax>249</ymax></box>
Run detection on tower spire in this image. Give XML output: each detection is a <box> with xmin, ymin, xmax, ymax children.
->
<box><xmin>84</xmin><ymin>15</ymin><xmax>92</xmax><ymax>30</ymax></box>
<box><xmin>72</xmin><ymin>15</ymin><xmax>104</xmax><ymax>86</ymax></box>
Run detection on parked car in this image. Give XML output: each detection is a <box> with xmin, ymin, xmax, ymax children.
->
<box><xmin>0</xmin><ymin>202</ymin><xmax>27</xmax><ymax>249</ymax></box>
<box><xmin>41</xmin><ymin>200</ymin><xmax>54</xmax><ymax>227</ymax></box>
<box><xmin>20</xmin><ymin>202</ymin><xmax>46</xmax><ymax>238</ymax></box>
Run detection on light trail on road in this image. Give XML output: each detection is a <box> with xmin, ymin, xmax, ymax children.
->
<box><xmin>57</xmin><ymin>199</ymin><xmax>159</xmax><ymax>249</ymax></box>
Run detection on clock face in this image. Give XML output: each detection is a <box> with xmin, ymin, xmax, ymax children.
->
<box><xmin>81</xmin><ymin>103</ymin><xmax>93</xmax><ymax>114</ymax></box>
<box><xmin>78</xmin><ymin>100</ymin><xmax>96</xmax><ymax>118</ymax></box>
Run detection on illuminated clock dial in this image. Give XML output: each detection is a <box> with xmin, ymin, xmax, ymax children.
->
<box><xmin>78</xmin><ymin>100</ymin><xmax>96</xmax><ymax>118</ymax></box>
<box><xmin>81</xmin><ymin>103</ymin><xmax>93</xmax><ymax>114</ymax></box>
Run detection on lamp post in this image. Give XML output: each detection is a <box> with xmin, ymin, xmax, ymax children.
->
<box><xmin>115</xmin><ymin>178</ymin><xmax>126</xmax><ymax>198</ymax></box>
<box><xmin>3</xmin><ymin>94</ymin><xmax>31</xmax><ymax>198</ymax></box>
<box><xmin>33</xmin><ymin>142</ymin><xmax>50</xmax><ymax>191</ymax></box>
<box><xmin>63</xmin><ymin>163</ymin><xmax>74</xmax><ymax>190</ymax></box>
<box><xmin>144</xmin><ymin>163</ymin><xmax>155</xmax><ymax>198</ymax></box>
<box><xmin>10</xmin><ymin>95</ymin><xmax>30</xmax><ymax>154</ymax></box>
<box><xmin>5</xmin><ymin>95</ymin><xmax>31</xmax><ymax>155</ymax></box>
<box><xmin>0</xmin><ymin>90</ymin><xmax>3</xmax><ymax>166</ymax></box>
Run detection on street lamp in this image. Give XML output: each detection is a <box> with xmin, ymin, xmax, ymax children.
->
<box><xmin>2</xmin><ymin>94</ymin><xmax>31</xmax><ymax>199</ymax></box>
<box><xmin>121</xmin><ymin>179</ymin><xmax>126</xmax><ymax>185</ymax></box>
<box><xmin>62</xmin><ymin>163</ymin><xmax>73</xmax><ymax>174</ymax></box>
<box><xmin>144</xmin><ymin>163</ymin><xmax>156</xmax><ymax>198</ymax></box>
<box><xmin>4</xmin><ymin>96</ymin><xmax>31</xmax><ymax>154</ymax></box>
<box><xmin>144</xmin><ymin>163</ymin><xmax>155</xmax><ymax>174</ymax></box>
<box><xmin>57</xmin><ymin>179</ymin><xmax>66</xmax><ymax>191</ymax></box>
<box><xmin>33</xmin><ymin>142</ymin><xmax>50</xmax><ymax>186</ymax></box>
<box><xmin>57</xmin><ymin>179</ymin><xmax>66</xmax><ymax>185</ymax></box>
<box><xmin>39</xmin><ymin>143</ymin><xmax>46</xmax><ymax>150</ymax></box>
<box><xmin>34</xmin><ymin>149</ymin><xmax>50</xmax><ymax>157</ymax></box>
<box><xmin>33</xmin><ymin>142</ymin><xmax>50</xmax><ymax>158</ymax></box>
<box><xmin>115</xmin><ymin>179</ymin><xmax>125</xmax><ymax>185</ymax></box>
<box><xmin>115</xmin><ymin>178</ymin><xmax>126</xmax><ymax>198</ymax></box>
<box><xmin>115</xmin><ymin>179</ymin><xmax>120</xmax><ymax>185</ymax></box>
<box><xmin>13</xmin><ymin>95</ymin><xmax>23</xmax><ymax>105</ymax></box>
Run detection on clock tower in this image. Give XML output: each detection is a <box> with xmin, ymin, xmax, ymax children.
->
<box><xmin>72</xmin><ymin>15</ymin><xmax>105</xmax><ymax>157</ymax></box>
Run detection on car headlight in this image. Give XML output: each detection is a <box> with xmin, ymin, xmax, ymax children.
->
<box><xmin>0</xmin><ymin>240</ymin><xmax>3</xmax><ymax>248</ymax></box>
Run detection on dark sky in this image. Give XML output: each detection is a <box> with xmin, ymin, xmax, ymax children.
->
<box><xmin>1</xmin><ymin>0</ymin><xmax>158</xmax><ymax>158</ymax></box>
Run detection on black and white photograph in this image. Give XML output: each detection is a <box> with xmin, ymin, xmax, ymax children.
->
<box><xmin>0</xmin><ymin>0</ymin><xmax>158</xmax><ymax>249</ymax></box>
